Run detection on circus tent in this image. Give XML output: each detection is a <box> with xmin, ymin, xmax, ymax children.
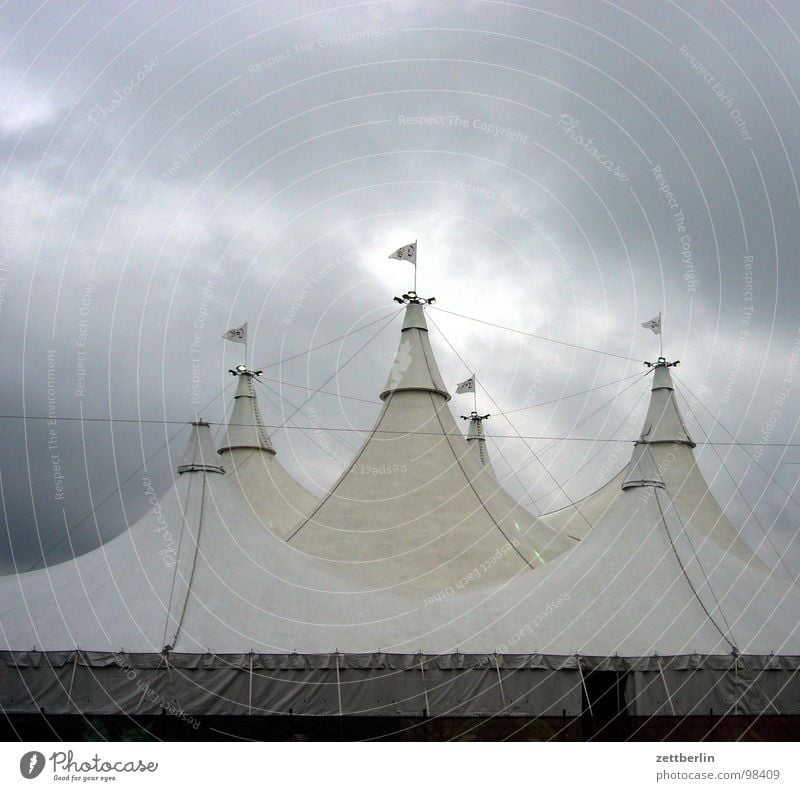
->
<box><xmin>1</xmin><ymin>291</ymin><xmax>799</xmax><ymax>718</ymax></box>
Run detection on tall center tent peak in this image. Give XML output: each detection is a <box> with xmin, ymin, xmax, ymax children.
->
<box><xmin>286</xmin><ymin>295</ymin><xmax>574</xmax><ymax>592</ymax></box>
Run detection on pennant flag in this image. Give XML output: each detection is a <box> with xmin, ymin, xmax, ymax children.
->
<box><xmin>388</xmin><ymin>242</ymin><xmax>416</xmax><ymax>265</ymax></box>
<box><xmin>222</xmin><ymin>322</ymin><xmax>248</xmax><ymax>344</ymax></box>
<box><xmin>455</xmin><ymin>376</ymin><xmax>475</xmax><ymax>394</ymax></box>
<box><xmin>641</xmin><ymin>314</ymin><xmax>662</xmax><ymax>335</ymax></box>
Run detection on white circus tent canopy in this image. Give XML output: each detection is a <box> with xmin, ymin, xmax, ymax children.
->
<box><xmin>286</xmin><ymin>296</ymin><xmax>575</xmax><ymax>589</ymax></box>
<box><xmin>1</xmin><ymin>292</ymin><xmax>799</xmax><ymax>718</ymax></box>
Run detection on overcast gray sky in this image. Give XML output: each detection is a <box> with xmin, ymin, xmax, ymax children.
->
<box><xmin>2</xmin><ymin>0</ymin><xmax>800</xmax><ymax>573</ymax></box>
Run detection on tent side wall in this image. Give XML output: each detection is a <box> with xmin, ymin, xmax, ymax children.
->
<box><xmin>3</xmin><ymin>652</ymin><xmax>798</xmax><ymax>717</ymax></box>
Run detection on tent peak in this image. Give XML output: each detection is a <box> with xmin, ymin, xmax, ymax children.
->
<box><xmin>178</xmin><ymin>420</ymin><xmax>225</xmax><ymax>474</ymax></box>
<box><xmin>392</xmin><ymin>290</ymin><xmax>436</xmax><ymax>306</ymax></box>
<box><xmin>462</xmin><ymin>411</ymin><xmax>491</xmax><ymax>468</ymax></box>
<box><xmin>379</xmin><ymin>299</ymin><xmax>450</xmax><ymax>401</ymax></box>
<box><xmin>621</xmin><ymin>442</ymin><xmax>665</xmax><ymax>490</ymax></box>
<box><xmin>635</xmin><ymin>357</ymin><xmax>695</xmax><ymax>447</ymax></box>
<box><xmin>228</xmin><ymin>362</ymin><xmax>264</xmax><ymax>377</ymax></box>
<box><xmin>217</xmin><ymin>367</ymin><xmax>275</xmax><ymax>456</ymax></box>
<box><xmin>644</xmin><ymin>357</ymin><xmax>680</xmax><ymax>391</ymax></box>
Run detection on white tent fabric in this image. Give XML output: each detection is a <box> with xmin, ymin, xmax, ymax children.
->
<box><xmin>5</xmin><ymin>365</ymin><xmax>794</xmax><ymax>658</ymax></box>
<box><xmin>0</xmin><ymin>423</ymin><xmax>360</xmax><ymax>655</ymax></box>
<box><xmin>286</xmin><ymin>302</ymin><xmax>574</xmax><ymax>589</ymax></box>
<box><xmin>538</xmin><ymin>365</ymin><xmax>763</xmax><ymax>563</ymax></box>
<box><xmin>4</xmin><ymin>455</ymin><xmax>795</xmax><ymax>657</ymax></box>
<box><xmin>1</xmin><ymin>307</ymin><xmax>799</xmax><ymax>717</ymax></box>
<box><xmin>538</xmin><ymin>470</ymin><xmax>626</xmax><ymax>542</ymax></box>
<box><xmin>178</xmin><ymin>418</ymin><xmax>225</xmax><ymax>474</ymax></box>
<box><xmin>217</xmin><ymin>371</ymin><xmax>318</xmax><ymax>540</ymax></box>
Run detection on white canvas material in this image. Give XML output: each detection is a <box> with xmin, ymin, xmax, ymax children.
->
<box><xmin>1</xmin><ymin>310</ymin><xmax>798</xmax><ymax>716</ymax></box>
<box><xmin>217</xmin><ymin>371</ymin><xmax>318</xmax><ymax>541</ymax></box>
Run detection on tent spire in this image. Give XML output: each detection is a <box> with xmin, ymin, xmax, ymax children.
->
<box><xmin>217</xmin><ymin>365</ymin><xmax>275</xmax><ymax>456</ymax></box>
<box><xmin>462</xmin><ymin>411</ymin><xmax>491</xmax><ymax>468</ymax></box>
<box><xmin>391</xmin><ymin>290</ymin><xmax>434</xmax><ymax>307</ymax></box>
<box><xmin>623</xmin><ymin>357</ymin><xmax>692</xmax><ymax>489</ymax></box>
<box><xmin>638</xmin><ymin>357</ymin><xmax>694</xmax><ymax>446</ymax></box>
<box><xmin>216</xmin><ymin>364</ymin><xmax>318</xmax><ymax>540</ymax></box>
<box><xmin>177</xmin><ymin>420</ymin><xmax>225</xmax><ymax>474</ymax></box>
<box><xmin>622</xmin><ymin>357</ymin><xmax>693</xmax><ymax>489</ymax></box>
<box><xmin>381</xmin><ymin>291</ymin><xmax>449</xmax><ymax>401</ymax></box>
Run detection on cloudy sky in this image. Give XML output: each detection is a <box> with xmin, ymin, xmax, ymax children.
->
<box><xmin>2</xmin><ymin>0</ymin><xmax>800</xmax><ymax>572</ymax></box>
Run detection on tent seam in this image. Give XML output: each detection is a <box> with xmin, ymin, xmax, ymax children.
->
<box><xmin>427</xmin><ymin>392</ymin><xmax>537</xmax><ymax>571</ymax></box>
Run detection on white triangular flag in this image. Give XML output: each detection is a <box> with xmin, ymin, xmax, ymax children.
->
<box><xmin>222</xmin><ymin>322</ymin><xmax>248</xmax><ymax>344</ymax></box>
<box><xmin>641</xmin><ymin>314</ymin><xmax>661</xmax><ymax>335</ymax></box>
<box><xmin>455</xmin><ymin>376</ymin><xmax>475</xmax><ymax>394</ymax></box>
<box><xmin>388</xmin><ymin>242</ymin><xmax>416</xmax><ymax>265</ymax></box>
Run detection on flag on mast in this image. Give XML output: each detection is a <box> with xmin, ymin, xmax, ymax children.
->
<box><xmin>222</xmin><ymin>322</ymin><xmax>248</xmax><ymax>344</ymax></box>
<box><xmin>641</xmin><ymin>314</ymin><xmax>662</xmax><ymax>335</ymax></box>
<box><xmin>455</xmin><ymin>376</ymin><xmax>475</xmax><ymax>394</ymax></box>
<box><xmin>388</xmin><ymin>242</ymin><xmax>416</xmax><ymax>266</ymax></box>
